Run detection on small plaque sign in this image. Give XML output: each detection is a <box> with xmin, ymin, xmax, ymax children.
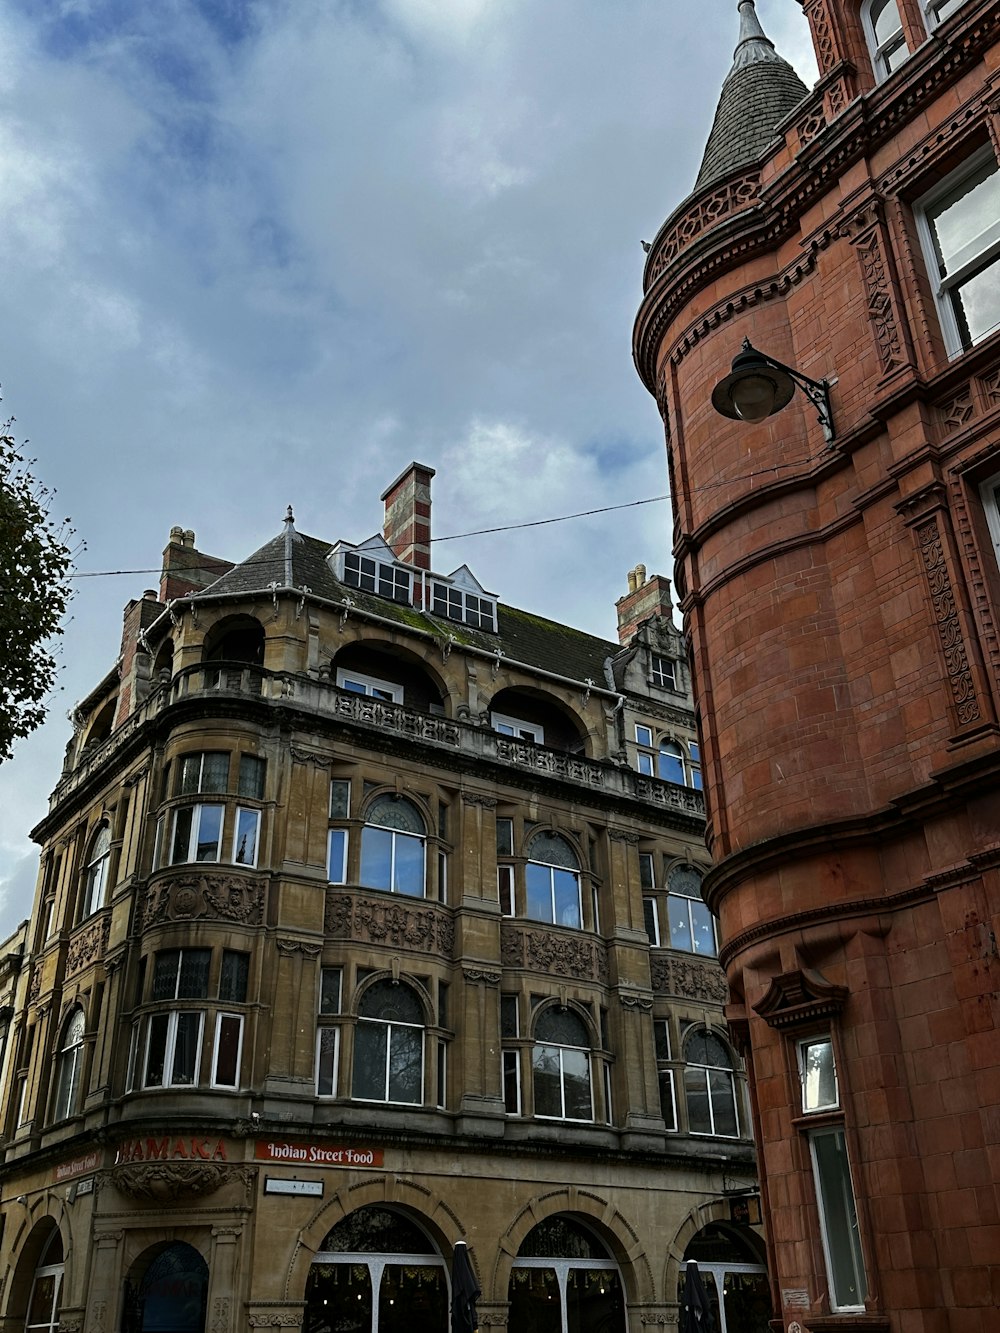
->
<box><xmin>264</xmin><ymin>1177</ymin><xmax>324</xmax><ymax>1197</ymax></box>
<box><xmin>782</xmin><ymin>1289</ymin><xmax>809</xmax><ymax>1309</ymax></box>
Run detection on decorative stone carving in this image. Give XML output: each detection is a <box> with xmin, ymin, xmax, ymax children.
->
<box><xmin>843</xmin><ymin>210</ymin><xmax>905</xmax><ymax>376</ymax></box>
<box><xmin>28</xmin><ymin>963</ymin><xmax>42</xmax><ymax>1004</ymax></box>
<box><xmin>916</xmin><ymin>517</ymin><xmax>980</xmax><ymax>726</ymax></box>
<box><xmin>66</xmin><ymin>918</ymin><xmax>110</xmax><ymax>977</ymax></box>
<box><xmin>619</xmin><ymin>992</ymin><xmax>653</xmax><ymax>1011</ymax></box>
<box><xmin>461</xmin><ymin>793</ymin><xmax>498</xmax><ymax>808</ymax></box>
<box><xmin>939</xmin><ymin>386</ymin><xmax>975</xmax><ymax>433</ymax></box>
<box><xmin>495</xmin><ymin>740</ymin><xmax>604</xmax><ymax>787</ymax></box>
<box><xmin>607</xmin><ymin>829</ymin><xmax>641</xmax><ymax>844</ymax></box>
<box><xmin>113</xmin><ymin>1162</ymin><xmax>229</xmax><ymax>1201</ymax></box>
<box><xmin>980</xmin><ymin>366</ymin><xmax>1000</xmax><ymax>408</ymax></box>
<box><xmin>211</xmin><ymin>1298</ymin><xmax>230</xmax><ymax>1333</ymax></box>
<box><xmin>646</xmin><ymin>171</ymin><xmax>762</xmax><ymax>283</ymax></box>
<box><xmin>650</xmin><ymin>956</ymin><xmax>728</xmax><ymax>1004</ymax></box>
<box><xmin>325</xmin><ymin>893</ymin><xmax>455</xmax><ymax>957</ymax></box>
<box><xmin>248</xmin><ymin>1319</ymin><xmax>301</xmax><ymax>1329</ymax></box>
<box><xmin>753</xmin><ymin>967</ymin><xmax>847</xmax><ymax>1030</ymax></box>
<box><xmin>462</xmin><ymin>967</ymin><xmax>501</xmax><ymax>986</ymax></box>
<box><xmin>88</xmin><ymin>1301</ymin><xmax>108</xmax><ymax>1333</ymax></box>
<box><xmin>332</xmin><ymin>692</ymin><xmax>461</xmax><ymax>747</ymax></box>
<box><xmin>289</xmin><ymin>747</ymin><xmax>332</xmax><ymax>769</ymax></box>
<box><xmin>804</xmin><ymin>0</ymin><xmax>837</xmax><ymax>74</ymax></box>
<box><xmin>142</xmin><ymin>873</ymin><xmax>265</xmax><ymax>930</ymax></box>
<box><xmin>276</xmin><ymin>939</ymin><xmax>321</xmax><ymax>958</ymax></box>
<box><xmin>795</xmin><ymin>102</ymin><xmax>828</xmax><ymax>147</ymax></box>
<box><xmin>500</xmin><ymin>926</ymin><xmax>609</xmax><ymax>984</ymax></box>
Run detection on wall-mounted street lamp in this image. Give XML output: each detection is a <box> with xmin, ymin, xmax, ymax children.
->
<box><xmin>711</xmin><ymin>338</ymin><xmax>835</xmax><ymax>443</ymax></box>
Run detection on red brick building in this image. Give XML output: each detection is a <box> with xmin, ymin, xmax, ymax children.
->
<box><xmin>634</xmin><ymin>0</ymin><xmax>1000</xmax><ymax>1328</ymax></box>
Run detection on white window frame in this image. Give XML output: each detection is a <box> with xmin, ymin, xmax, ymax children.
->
<box><xmin>211</xmin><ymin>1012</ymin><xmax>244</xmax><ymax>1089</ymax></box>
<box><xmin>809</xmin><ymin>1126</ymin><xmax>868</xmax><ymax>1312</ymax></box>
<box><xmin>316</xmin><ymin>1026</ymin><xmax>340</xmax><ymax>1098</ymax></box>
<box><xmin>125</xmin><ymin>1018</ymin><xmax>141</xmax><ymax>1093</ymax></box>
<box><xmin>430</xmin><ymin>581</ymin><xmax>497</xmax><ymax>631</ymax></box>
<box><xmin>685</xmin><ymin>1054</ymin><xmax>739</xmax><ymax>1138</ymax></box>
<box><xmin>169</xmin><ymin>803</ymin><xmax>225</xmax><ymax>865</ymax></box>
<box><xmin>336</xmin><ymin>668</ymin><xmax>403</xmax><ymax>703</ymax></box>
<box><xmin>915</xmin><ymin>147</ymin><xmax>1000</xmax><ymax>357</ymax></box>
<box><xmin>643</xmin><ymin>896</ymin><xmax>660</xmax><ymax>946</ymax></box>
<box><xmin>659</xmin><ymin>1066</ymin><xmax>678</xmax><ymax>1132</ymax></box>
<box><xmin>525</xmin><ymin>860</ymin><xmax>582</xmax><ymax>929</ymax></box>
<box><xmin>924</xmin><ymin>0</ymin><xmax>966</xmax><ymax>26</ymax></box>
<box><xmin>53</xmin><ymin>1010</ymin><xmax>86</xmax><ymax>1121</ymax></box>
<box><xmin>502</xmin><ymin>1048</ymin><xmax>521</xmax><ymax>1115</ymax></box>
<box><xmin>798</xmin><ymin>1035</ymin><xmax>840</xmax><ymax>1114</ymax></box>
<box><xmin>231</xmin><ymin>807</ymin><xmax>261</xmax><ymax>867</ymax></box>
<box><xmin>666</xmin><ymin>887</ymin><xmax>718</xmax><ymax>956</ymax></box>
<box><xmin>82</xmin><ymin>825</ymin><xmax>111</xmax><ymax>917</ymax></box>
<box><xmin>352</xmin><ymin>1016</ymin><xmax>425</xmax><ymax>1105</ymax></box>
<box><xmin>492</xmin><ymin>712</ymin><xmax>544</xmax><ymax>743</ymax></box>
<box><xmin>860</xmin><ymin>0</ymin><xmax>908</xmax><ymax>80</ymax></box>
<box><xmin>342</xmin><ymin>551</ymin><xmax>412</xmax><ymax>603</ymax></box>
<box><xmin>327</xmin><ymin>828</ymin><xmax>348</xmax><ymax>884</ymax></box>
<box><xmin>142</xmin><ymin>1010</ymin><xmax>205</xmax><ymax>1088</ymax></box>
<box><xmin>650</xmin><ymin>654</ymin><xmax>676</xmax><ymax>689</ymax></box>
<box><xmin>359</xmin><ymin>823</ymin><xmax>426</xmax><ymax>896</ymax></box>
<box><xmin>532</xmin><ymin>1041</ymin><xmax>593</xmax><ymax>1122</ymax></box>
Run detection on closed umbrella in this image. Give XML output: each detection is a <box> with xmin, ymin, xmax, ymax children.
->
<box><xmin>451</xmin><ymin>1241</ymin><xmax>480</xmax><ymax>1333</ymax></box>
<box><xmin>679</xmin><ymin>1261</ymin><xmax>716</xmax><ymax>1333</ymax></box>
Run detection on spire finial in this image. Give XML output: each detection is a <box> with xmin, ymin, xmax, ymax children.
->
<box><xmin>285</xmin><ymin>505</ymin><xmax>294</xmax><ymax>525</ymax></box>
<box><xmin>732</xmin><ymin>0</ymin><xmax>776</xmax><ymax>66</ymax></box>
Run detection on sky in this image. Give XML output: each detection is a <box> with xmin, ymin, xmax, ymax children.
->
<box><xmin>0</xmin><ymin>0</ymin><xmax>818</xmax><ymax>938</ymax></box>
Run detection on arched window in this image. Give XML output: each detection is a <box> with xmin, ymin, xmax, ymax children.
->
<box><xmin>634</xmin><ymin>728</ymin><xmax>702</xmax><ymax>789</ymax></box>
<box><xmin>25</xmin><ymin>1231</ymin><xmax>63</xmax><ymax>1333</ymax></box>
<box><xmin>684</xmin><ymin>1028</ymin><xmax>740</xmax><ymax>1138</ymax></box>
<box><xmin>81</xmin><ymin>824</ymin><xmax>111</xmax><ymax>918</ymax></box>
<box><xmin>360</xmin><ymin>796</ymin><xmax>426</xmax><ymax>897</ymax></box>
<box><xmin>666</xmin><ymin>865</ymin><xmax>717</xmax><ymax>956</ymax></box>
<box><xmin>526</xmin><ymin>832</ymin><xmax>581</xmax><ymax>928</ymax></box>
<box><xmin>123</xmin><ymin>1242</ymin><xmax>208</xmax><ymax>1333</ymax></box>
<box><xmin>352</xmin><ymin>980</ymin><xmax>424</xmax><ymax>1105</ymax></box>
<box><xmin>509</xmin><ymin>1217</ymin><xmax>625</xmax><ymax>1333</ymax></box>
<box><xmin>52</xmin><ymin>1009</ymin><xmax>86</xmax><ymax>1121</ymax></box>
<box><xmin>305</xmin><ymin>1207</ymin><xmax>447</xmax><ymax>1333</ymax></box>
<box><xmin>532</xmin><ymin>1007</ymin><xmax>592</xmax><ymax>1122</ymax></box>
<box><xmin>862</xmin><ymin>0</ymin><xmax>908</xmax><ymax>79</ymax></box>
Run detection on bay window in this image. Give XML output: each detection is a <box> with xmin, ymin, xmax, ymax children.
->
<box><xmin>359</xmin><ymin>795</ymin><xmax>426</xmax><ymax>897</ymax></box>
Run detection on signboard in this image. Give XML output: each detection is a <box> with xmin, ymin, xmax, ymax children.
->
<box><xmin>115</xmin><ymin>1136</ymin><xmax>227</xmax><ymax>1165</ymax></box>
<box><xmin>255</xmin><ymin>1140</ymin><xmax>384</xmax><ymax>1169</ymax></box>
<box><xmin>782</xmin><ymin>1290</ymin><xmax>809</xmax><ymax>1309</ymax></box>
<box><xmin>729</xmin><ymin>1194</ymin><xmax>762</xmax><ymax>1226</ymax></box>
<box><xmin>54</xmin><ymin>1151</ymin><xmax>102</xmax><ymax>1184</ymax></box>
<box><xmin>265</xmin><ymin>1177</ymin><xmax>324</xmax><ymax>1196</ymax></box>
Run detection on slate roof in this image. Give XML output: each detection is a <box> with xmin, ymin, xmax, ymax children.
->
<box><xmin>694</xmin><ymin>0</ymin><xmax>808</xmax><ymax>192</ymax></box>
<box><xmin>192</xmin><ymin>517</ymin><xmax>623</xmax><ymax>686</ymax></box>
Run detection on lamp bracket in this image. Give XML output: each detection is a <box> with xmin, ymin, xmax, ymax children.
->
<box><xmin>739</xmin><ymin>338</ymin><xmax>835</xmax><ymax>443</ymax></box>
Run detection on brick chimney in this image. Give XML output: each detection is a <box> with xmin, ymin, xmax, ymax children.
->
<box><xmin>615</xmin><ymin>565</ymin><xmax>673</xmax><ymax>644</ymax></box>
<box><xmin>160</xmin><ymin>526</ymin><xmax>234</xmax><ymax>602</ymax></box>
<box><xmin>381</xmin><ymin>462</ymin><xmax>435</xmax><ymax>569</ymax></box>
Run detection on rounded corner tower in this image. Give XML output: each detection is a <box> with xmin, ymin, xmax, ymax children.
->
<box><xmin>635</xmin><ymin>0</ymin><xmax>1000</xmax><ymax>1327</ymax></box>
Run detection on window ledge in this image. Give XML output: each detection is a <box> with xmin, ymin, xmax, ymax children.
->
<box><xmin>804</xmin><ymin>1316</ymin><xmax>890</xmax><ymax>1332</ymax></box>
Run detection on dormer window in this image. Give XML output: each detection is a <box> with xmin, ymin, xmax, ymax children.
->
<box><xmin>343</xmin><ymin>552</ymin><xmax>411</xmax><ymax>603</ymax></box>
<box><xmin>650</xmin><ymin>655</ymin><xmax>676</xmax><ymax>690</ymax></box>
<box><xmin>430</xmin><ymin>582</ymin><xmax>497</xmax><ymax>632</ymax></box>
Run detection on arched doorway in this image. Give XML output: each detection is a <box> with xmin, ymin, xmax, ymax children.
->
<box><xmin>25</xmin><ymin>1230</ymin><xmax>64</xmax><ymax>1333</ymax></box>
<box><xmin>508</xmin><ymin>1215</ymin><xmax>626</xmax><ymax>1333</ymax></box>
<box><xmin>122</xmin><ymin>1242</ymin><xmax>208</xmax><ymax>1333</ymax></box>
<box><xmin>677</xmin><ymin>1224</ymin><xmax>769</xmax><ymax>1333</ymax></box>
<box><xmin>304</xmin><ymin>1206</ymin><xmax>447</xmax><ymax>1333</ymax></box>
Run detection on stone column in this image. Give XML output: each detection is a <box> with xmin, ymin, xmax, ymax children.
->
<box><xmin>206</xmin><ymin>1226</ymin><xmax>243</xmax><ymax>1333</ymax></box>
<box><xmin>85</xmin><ymin>1231</ymin><xmax>126</xmax><ymax>1333</ymax></box>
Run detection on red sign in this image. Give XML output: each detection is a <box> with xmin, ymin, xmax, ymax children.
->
<box><xmin>255</xmin><ymin>1140</ymin><xmax>384</xmax><ymax>1168</ymax></box>
<box><xmin>54</xmin><ymin>1151</ymin><xmax>102</xmax><ymax>1183</ymax></box>
<box><xmin>115</xmin><ymin>1137</ymin><xmax>228</xmax><ymax>1165</ymax></box>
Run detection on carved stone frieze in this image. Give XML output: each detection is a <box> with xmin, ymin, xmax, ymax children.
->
<box><xmin>248</xmin><ymin>1319</ymin><xmax>302</xmax><ymax>1329</ymax></box>
<box><xmin>113</xmin><ymin>1163</ymin><xmax>229</xmax><ymax>1201</ymax></box>
<box><xmin>646</xmin><ymin>171</ymin><xmax>762</xmax><ymax>283</ymax></box>
<box><xmin>276</xmin><ymin>939</ymin><xmax>322</xmax><ymax>958</ymax></box>
<box><xmin>916</xmin><ymin>517</ymin><xmax>980</xmax><ymax>726</ymax></box>
<box><xmin>650</xmin><ymin>955</ymin><xmax>728</xmax><ymax>1004</ymax></box>
<box><xmin>795</xmin><ymin>102</ymin><xmax>828</xmax><ymax>147</ymax></box>
<box><xmin>325</xmin><ymin>892</ymin><xmax>455</xmax><ymax>957</ymax></box>
<box><xmin>461</xmin><ymin>793</ymin><xmax>498</xmax><ymax>808</ymax></box>
<box><xmin>619</xmin><ymin>992</ymin><xmax>653</xmax><ymax>1011</ymax></box>
<box><xmin>332</xmin><ymin>692</ymin><xmax>461</xmax><ymax>746</ymax></box>
<box><xmin>463</xmin><ymin>967</ymin><xmax>501</xmax><ymax>986</ymax></box>
<box><xmin>500</xmin><ymin>925</ymin><xmax>609</xmax><ymax>984</ymax></box>
<box><xmin>66</xmin><ymin>917</ymin><xmax>111</xmax><ymax>977</ymax></box>
<box><xmin>803</xmin><ymin>0</ymin><xmax>838</xmax><ymax>74</ymax></box>
<box><xmin>607</xmin><ymin>829</ymin><xmax>641</xmax><ymax>844</ymax></box>
<box><xmin>842</xmin><ymin>210</ymin><xmax>905</xmax><ymax>377</ymax></box>
<box><xmin>143</xmin><ymin>873</ymin><xmax>265</xmax><ymax>930</ymax></box>
<box><xmin>938</xmin><ymin>385</ymin><xmax>975</xmax><ymax>434</ymax></box>
<box><xmin>28</xmin><ymin>963</ymin><xmax>42</xmax><ymax>1004</ymax></box>
<box><xmin>980</xmin><ymin>366</ymin><xmax>1000</xmax><ymax>409</ymax></box>
<box><xmin>289</xmin><ymin>747</ymin><xmax>332</xmax><ymax>770</ymax></box>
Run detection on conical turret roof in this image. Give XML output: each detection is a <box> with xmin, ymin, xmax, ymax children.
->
<box><xmin>694</xmin><ymin>0</ymin><xmax>808</xmax><ymax>191</ymax></box>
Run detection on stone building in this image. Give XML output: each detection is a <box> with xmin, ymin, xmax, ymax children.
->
<box><xmin>634</xmin><ymin>0</ymin><xmax>1000</xmax><ymax>1329</ymax></box>
<box><xmin>0</xmin><ymin>464</ymin><xmax>768</xmax><ymax>1333</ymax></box>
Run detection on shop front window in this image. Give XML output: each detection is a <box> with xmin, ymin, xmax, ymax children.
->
<box><xmin>25</xmin><ymin>1232</ymin><xmax>64</xmax><ymax>1333</ymax></box>
<box><xmin>304</xmin><ymin>1207</ymin><xmax>447</xmax><ymax>1333</ymax></box>
<box><xmin>508</xmin><ymin>1216</ymin><xmax>625</xmax><ymax>1333</ymax></box>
